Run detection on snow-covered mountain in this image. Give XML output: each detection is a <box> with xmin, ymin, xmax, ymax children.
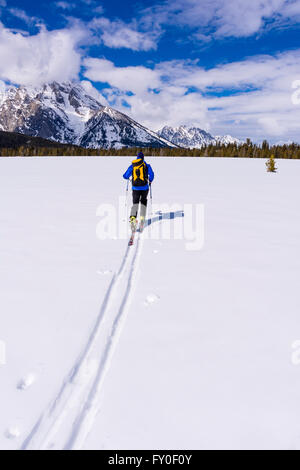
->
<box><xmin>0</xmin><ymin>82</ymin><xmax>175</xmax><ymax>149</ymax></box>
<box><xmin>157</xmin><ymin>125</ymin><xmax>242</xmax><ymax>148</ymax></box>
<box><xmin>157</xmin><ymin>125</ymin><xmax>215</xmax><ymax>148</ymax></box>
<box><xmin>214</xmin><ymin>134</ymin><xmax>242</xmax><ymax>145</ymax></box>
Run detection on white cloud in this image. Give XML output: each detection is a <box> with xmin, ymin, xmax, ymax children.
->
<box><xmin>8</xmin><ymin>8</ymin><xmax>41</xmax><ymax>26</ymax></box>
<box><xmin>83</xmin><ymin>57</ymin><xmax>210</xmax><ymax>130</ymax></box>
<box><xmin>56</xmin><ymin>0</ymin><xmax>102</xmax><ymax>8</ymax></box>
<box><xmin>93</xmin><ymin>6</ymin><xmax>104</xmax><ymax>14</ymax></box>
<box><xmin>0</xmin><ymin>79</ymin><xmax>6</xmax><ymax>94</ymax></box>
<box><xmin>83</xmin><ymin>50</ymin><xmax>300</xmax><ymax>142</ymax></box>
<box><xmin>80</xmin><ymin>79</ymin><xmax>109</xmax><ymax>105</ymax></box>
<box><xmin>0</xmin><ymin>0</ymin><xmax>299</xmax><ymax>142</ymax></box>
<box><xmin>83</xmin><ymin>58</ymin><xmax>160</xmax><ymax>93</ymax></box>
<box><xmin>213</xmin><ymin>0</ymin><xmax>286</xmax><ymax>38</ymax></box>
<box><xmin>281</xmin><ymin>0</ymin><xmax>300</xmax><ymax>21</ymax></box>
<box><xmin>89</xmin><ymin>17</ymin><xmax>160</xmax><ymax>51</ymax></box>
<box><xmin>258</xmin><ymin>116</ymin><xmax>286</xmax><ymax>135</ymax></box>
<box><xmin>55</xmin><ymin>2</ymin><xmax>76</xmax><ymax>10</ymax></box>
<box><xmin>0</xmin><ymin>23</ymin><xmax>85</xmax><ymax>86</ymax></box>
<box><xmin>142</xmin><ymin>0</ymin><xmax>300</xmax><ymax>41</ymax></box>
<box><xmin>156</xmin><ymin>51</ymin><xmax>300</xmax><ymax>92</ymax></box>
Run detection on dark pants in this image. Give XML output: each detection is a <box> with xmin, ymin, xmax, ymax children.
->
<box><xmin>130</xmin><ymin>190</ymin><xmax>149</xmax><ymax>218</ymax></box>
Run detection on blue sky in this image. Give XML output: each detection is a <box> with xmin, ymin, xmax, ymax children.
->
<box><xmin>1</xmin><ymin>0</ymin><xmax>300</xmax><ymax>142</ymax></box>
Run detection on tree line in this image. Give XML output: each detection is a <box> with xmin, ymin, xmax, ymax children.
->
<box><xmin>1</xmin><ymin>140</ymin><xmax>300</xmax><ymax>158</ymax></box>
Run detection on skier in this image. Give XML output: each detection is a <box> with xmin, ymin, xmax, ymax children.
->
<box><xmin>123</xmin><ymin>151</ymin><xmax>154</xmax><ymax>234</ymax></box>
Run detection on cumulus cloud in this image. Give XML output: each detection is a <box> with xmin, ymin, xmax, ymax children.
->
<box><xmin>0</xmin><ymin>23</ymin><xmax>85</xmax><ymax>86</ymax></box>
<box><xmin>83</xmin><ymin>57</ymin><xmax>210</xmax><ymax>130</ymax></box>
<box><xmin>83</xmin><ymin>58</ymin><xmax>161</xmax><ymax>93</ymax></box>
<box><xmin>55</xmin><ymin>2</ymin><xmax>76</xmax><ymax>10</ymax></box>
<box><xmin>8</xmin><ymin>8</ymin><xmax>41</xmax><ymax>26</ymax></box>
<box><xmin>279</xmin><ymin>0</ymin><xmax>300</xmax><ymax>19</ymax></box>
<box><xmin>82</xmin><ymin>58</ymin><xmax>208</xmax><ymax>130</ymax></box>
<box><xmin>213</xmin><ymin>0</ymin><xmax>286</xmax><ymax>38</ymax></box>
<box><xmin>80</xmin><ymin>79</ymin><xmax>109</xmax><ymax>105</ymax></box>
<box><xmin>89</xmin><ymin>17</ymin><xmax>160</xmax><ymax>51</ymax></box>
<box><xmin>93</xmin><ymin>6</ymin><xmax>104</xmax><ymax>14</ymax></box>
<box><xmin>142</xmin><ymin>0</ymin><xmax>300</xmax><ymax>41</ymax></box>
<box><xmin>56</xmin><ymin>0</ymin><xmax>103</xmax><ymax>10</ymax></box>
<box><xmin>83</xmin><ymin>50</ymin><xmax>300</xmax><ymax>142</ymax></box>
<box><xmin>1</xmin><ymin>0</ymin><xmax>300</xmax><ymax>142</ymax></box>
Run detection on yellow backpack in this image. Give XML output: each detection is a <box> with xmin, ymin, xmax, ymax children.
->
<box><xmin>132</xmin><ymin>158</ymin><xmax>148</xmax><ymax>187</ymax></box>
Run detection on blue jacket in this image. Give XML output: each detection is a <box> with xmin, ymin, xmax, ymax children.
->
<box><xmin>123</xmin><ymin>160</ymin><xmax>154</xmax><ymax>191</ymax></box>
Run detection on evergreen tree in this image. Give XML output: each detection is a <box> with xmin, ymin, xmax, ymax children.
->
<box><xmin>266</xmin><ymin>154</ymin><xmax>277</xmax><ymax>173</ymax></box>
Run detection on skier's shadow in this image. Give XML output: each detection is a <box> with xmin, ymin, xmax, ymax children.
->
<box><xmin>145</xmin><ymin>210</ymin><xmax>184</xmax><ymax>228</ymax></box>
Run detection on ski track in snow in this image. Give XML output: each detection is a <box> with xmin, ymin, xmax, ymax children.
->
<box><xmin>21</xmin><ymin>231</ymin><xmax>144</xmax><ymax>450</ymax></box>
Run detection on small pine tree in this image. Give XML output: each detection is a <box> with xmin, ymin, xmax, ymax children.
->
<box><xmin>266</xmin><ymin>154</ymin><xmax>277</xmax><ymax>173</ymax></box>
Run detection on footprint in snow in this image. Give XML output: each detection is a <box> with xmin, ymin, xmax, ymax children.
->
<box><xmin>144</xmin><ymin>293</ymin><xmax>160</xmax><ymax>307</ymax></box>
<box><xmin>97</xmin><ymin>269</ymin><xmax>112</xmax><ymax>276</ymax></box>
<box><xmin>5</xmin><ymin>426</ymin><xmax>21</xmax><ymax>440</ymax></box>
<box><xmin>17</xmin><ymin>373</ymin><xmax>36</xmax><ymax>391</ymax></box>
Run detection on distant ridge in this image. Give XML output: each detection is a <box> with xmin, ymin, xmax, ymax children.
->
<box><xmin>0</xmin><ymin>130</ymin><xmax>78</xmax><ymax>149</ymax></box>
<box><xmin>157</xmin><ymin>125</ymin><xmax>242</xmax><ymax>148</ymax></box>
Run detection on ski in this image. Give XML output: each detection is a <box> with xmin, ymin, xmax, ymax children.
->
<box><xmin>139</xmin><ymin>220</ymin><xmax>145</xmax><ymax>233</ymax></box>
<box><xmin>128</xmin><ymin>220</ymin><xmax>138</xmax><ymax>246</ymax></box>
<box><xmin>128</xmin><ymin>218</ymin><xmax>145</xmax><ymax>245</ymax></box>
<box><xmin>128</xmin><ymin>231</ymin><xmax>136</xmax><ymax>246</ymax></box>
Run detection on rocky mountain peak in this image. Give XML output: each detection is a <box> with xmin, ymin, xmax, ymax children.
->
<box><xmin>157</xmin><ymin>125</ymin><xmax>242</xmax><ymax>148</ymax></box>
<box><xmin>0</xmin><ymin>82</ymin><xmax>175</xmax><ymax>149</ymax></box>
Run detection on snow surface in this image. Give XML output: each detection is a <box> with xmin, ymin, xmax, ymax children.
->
<box><xmin>0</xmin><ymin>157</ymin><xmax>300</xmax><ymax>450</ymax></box>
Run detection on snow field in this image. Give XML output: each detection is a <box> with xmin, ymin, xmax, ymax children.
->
<box><xmin>0</xmin><ymin>157</ymin><xmax>299</xmax><ymax>450</ymax></box>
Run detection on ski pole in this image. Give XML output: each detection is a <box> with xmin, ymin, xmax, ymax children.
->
<box><xmin>149</xmin><ymin>182</ymin><xmax>153</xmax><ymax>216</ymax></box>
<box><xmin>125</xmin><ymin>177</ymin><xmax>133</xmax><ymax>221</ymax></box>
<box><xmin>124</xmin><ymin>179</ymin><xmax>129</xmax><ymax>221</ymax></box>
